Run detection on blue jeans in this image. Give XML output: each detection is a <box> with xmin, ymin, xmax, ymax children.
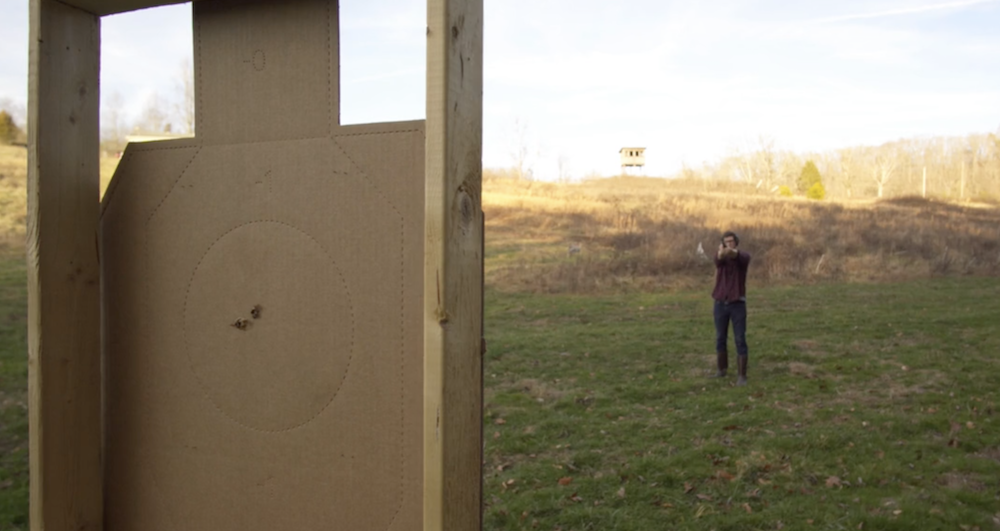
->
<box><xmin>714</xmin><ymin>300</ymin><xmax>748</xmax><ymax>357</ymax></box>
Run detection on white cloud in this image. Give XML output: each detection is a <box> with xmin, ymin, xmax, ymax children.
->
<box><xmin>804</xmin><ymin>0</ymin><xmax>999</xmax><ymax>24</ymax></box>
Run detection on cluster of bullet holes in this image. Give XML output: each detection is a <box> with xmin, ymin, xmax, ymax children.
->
<box><xmin>231</xmin><ymin>304</ymin><xmax>263</xmax><ymax>331</ymax></box>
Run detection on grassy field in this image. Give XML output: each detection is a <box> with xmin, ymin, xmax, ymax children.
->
<box><xmin>3</xmin><ymin>255</ymin><xmax>997</xmax><ymax>529</ymax></box>
<box><xmin>0</xmin><ymin>251</ymin><xmax>27</xmax><ymax>530</ymax></box>
<box><xmin>482</xmin><ymin>279</ymin><xmax>1000</xmax><ymax>530</ymax></box>
<box><xmin>1</xmin><ymin>150</ymin><xmax>998</xmax><ymax>529</ymax></box>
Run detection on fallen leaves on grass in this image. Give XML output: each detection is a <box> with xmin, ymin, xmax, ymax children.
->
<box><xmin>558</xmin><ymin>477</ymin><xmax>573</xmax><ymax>486</ymax></box>
<box><xmin>684</xmin><ymin>482</ymin><xmax>694</xmax><ymax>493</ymax></box>
<box><xmin>826</xmin><ymin>476</ymin><xmax>842</xmax><ymax>488</ymax></box>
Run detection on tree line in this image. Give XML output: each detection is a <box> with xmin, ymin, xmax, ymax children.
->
<box><xmin>0</xmin><ymin>97</ymin><xmax>26</xmax><ymax>146</ymax></box>
<box><xmin>100</xmin><ymin>59</ymin><xmax>195</xmax><ymax>153</ymax></box>
<box><xmin>0</xmin><ymin>60</ymin><xmax>194</xmax><ymax>152</ymax></box>
<box><xmin>5</xmin><ymin>64</ymin><xmax>999</xmax><ymax>203</ymax></box>
<box><xmin>686</xmin><ymin>132</ymin><xmax>1000</xmax><ymax>203</ymax></box>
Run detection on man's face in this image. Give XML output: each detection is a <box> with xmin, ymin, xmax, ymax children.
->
<box><xmin>723</xmin><ymin>236</ymin><xmax>737</xmax><ymax>249</ymax></box>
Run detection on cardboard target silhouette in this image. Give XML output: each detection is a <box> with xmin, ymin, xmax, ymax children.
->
<box><xmin>100</xmin><ymin>1</ymin><xmax>423</xmax><ymax>528</ymax></box>
<box><xmin>29</xmin><ymin>0</ymin><xmax>481</xmax><ymax>527</ymax></box>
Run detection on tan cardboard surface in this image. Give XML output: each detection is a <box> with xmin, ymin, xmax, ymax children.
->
<box><xmin>100</xmin><ymin>1</ymin><xmax>424</xmax><ymax>529</ymax></box>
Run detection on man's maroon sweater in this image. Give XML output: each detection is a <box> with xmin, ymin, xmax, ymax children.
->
<box><xmin>712</xmin><ymin>250</ymin><xmax>752</xmax><ymax>303</ymax></box>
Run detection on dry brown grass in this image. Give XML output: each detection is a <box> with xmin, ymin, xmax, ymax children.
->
<box><xmin>484</xmin><ymin>174</ymin><xmax>1000</xmax><ymax>292</ymax></box>
<box><xmin>0</xmin><ymin>146</ymin><xmax>121</xmax><ymax>253</ymax></box>
<box><xmin>936</xmin><ymin>472</ymin><xmax>987</xmax><ymax>492</ymax></box>
<box><xmin>4</xmin><ymin>152</ymin><xmax>997</xmax><ymax>293</ymax></box>
<box><xmin>0</xmin><ymin>146</ymin><xmax>27</xmax><ymax>250</ymax></box>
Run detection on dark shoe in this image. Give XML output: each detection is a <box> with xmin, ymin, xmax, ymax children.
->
<box><xmin>710</xmin><ymin>352</ymin><xmax>728</xmax><ymax>378</ymax></box>
<box><xmin>736</xmin><ymin>356</ymin><xmax>748</xmax><ymax>386</ymax></box>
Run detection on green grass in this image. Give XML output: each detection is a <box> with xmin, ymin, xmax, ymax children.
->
<box><xmin>483</xmin><ymin>279</ymin><xmax>1000</xmax><ymax>530</ymax></box>
<box><xmin>0</xmin><ymin>251</ymin><xmax>27</xmax><ymax>531</ymax></box>
<box><xmin>1</xmin><ymin>251</ymin><xmax>998</xmax><ymax>530</ymax></box>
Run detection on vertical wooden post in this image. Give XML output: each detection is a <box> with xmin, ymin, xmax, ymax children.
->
<box><xmin>27</xmin><ymin>1</ymin><xmax>102</xmax><ymax>531</ymax></box>
<box><xmin>423</xmin><ymin>0</ymin><xmax>483</xmax><ymax>528</ymax></box>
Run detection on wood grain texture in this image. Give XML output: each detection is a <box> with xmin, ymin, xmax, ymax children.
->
<box><xmin>49</xmin><ymin>0</ymin><xmax>190</xmax><ymax>16</ymax></box>
<box><xmin>27</xmin><ymin>1</ymin><xmax>102</xmax><ymax>530</ymax></box>
<box><xmin>423</xmin><ymin>0</ymin><xmax>484</xmax><ymax>529</ymax></box>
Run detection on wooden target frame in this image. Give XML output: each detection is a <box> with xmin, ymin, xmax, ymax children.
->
<box><xmin>26</xmin><ymin>0</ymin><xmax>482</xmax><ymax>529</ymax></box>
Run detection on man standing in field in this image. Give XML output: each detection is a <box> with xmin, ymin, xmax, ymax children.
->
<box><xmin>711</xmin><ymin>231</ymin><xmax>752</xmax><ymax>385</ymax></box>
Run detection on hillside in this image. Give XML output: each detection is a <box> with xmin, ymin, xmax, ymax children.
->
<box><xmin>3</xmin><ymin>146</ymin><xmax>997</xmax><ymax>293</ymax></box>
<box><xmin>484</xmin><ymin>175</ymin><xmax>1000</xmax><ymax>292</ymax></box>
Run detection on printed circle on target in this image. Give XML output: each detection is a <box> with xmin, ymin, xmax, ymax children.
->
<box><xmin>183</xmin><ymin>221</ymin><xmax>354</xmax><ymax>432</ymax></box>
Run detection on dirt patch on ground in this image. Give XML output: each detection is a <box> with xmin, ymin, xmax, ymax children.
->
<box><xmin>511</xmin><ymin>378</ymin><xmax>568</xmax><ymax>402</ymax></box>
<box><xmin>788</xmin><ymin>362</ymin><xmax>816</xmax><ymax>378</ymax></box>
<box><xmin>973</xmin><ymin>447</ymin><xmax>1000</xmax><ymax>463</ymax></box>
<box><xmin>936</xmin><ymin>472</ymin><xmax>986</xmax><ymax>492</ymax></box>
<box><xmin>791</xmin><ymin>340</ymin><xmax>825</xmax><ymax>357</ymax></box>
<box><xmin>825</xmin><ymin>369</ymin><xmax>950</xmax><ymax>407</ymax></box>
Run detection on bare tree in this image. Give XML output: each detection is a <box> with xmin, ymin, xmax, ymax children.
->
<box><xmin>746</xmin><ymin>135</ymin><xmax>777</xmax><ymax>191</ymax></box>
<box><xmin>730</xmin><ymin>135</ymin><xmax>773</xmax><ymax>188</ymax></box>
<box><xmin>836</xmin><ymin>147</ymin><xmax>863</xmax><ymax>199</ymax></box>
<box><xmin>557</xmin><ymin>153</ymin><xmax>571</xmax><ymax>183</ymax></box>
<box><xmin>712</xmin><ymin>154</ymin><xmax>743</xmax><ymax>181</ymax></box>
<box><xmin>990</xmin><ymin>132</ymin><xmax>1000</xmax><ymax>198</ymax></box>
<box><xmin>776</xmin><ymin>150</ymin><xmax>803</xmax><ymax>191</ymax></box>
<box><xmin>174</xmin><ymin>58</ymin><xmax>195</xmax><ymax>135</ymax></box>
<box><xmin>872</xmin><ymin>148</ymin><xmax>898</xmax><ymax>198</ymax></box>
<box><xmin>510</xmin><ymin>117</ymin><xmax>534</xmax><ymax>180</ymax></box>
<box><xmin>0</xmin><ymin>97</ymin><xmax>26</xmax><ymax>129</ymax></box>
<box><xmin>733</xmin><ymin>148</ymin><xmax>756</xmax><ymax>184</ymax></box>
<box><xmin>101</xmin><ymin>90</ymin><xmax>127</xmax><ymax>150</ymax></box>
<box><xmin>136</xmin><ymin>91</ymin><xmax>169</xmax><ymax>134</ymax></box>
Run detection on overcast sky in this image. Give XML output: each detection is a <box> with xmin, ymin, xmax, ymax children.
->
<box><xmin>2</xmin><ymin>0</ymin><xmax>999</xmax><ymax>178</ymax></box>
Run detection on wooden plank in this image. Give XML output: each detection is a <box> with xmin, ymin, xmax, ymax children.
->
<box><xmin>423</xmin><ymin>0</ymin><xmax>484</xmax><ymax>528</ymax></box>
<box><xmin>49</xmin><ymin>0</ymin><xmax>190</xmax><ymax>16</ymax></box>
<box><xmin>27</xmin><ymin>2</ymin><xmax>103</xmax><ymax>531</ymax></box>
